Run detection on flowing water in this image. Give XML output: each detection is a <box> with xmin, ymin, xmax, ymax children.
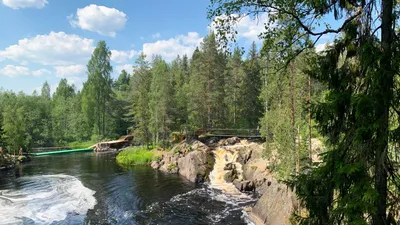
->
<box><xmin>0</xmin><ymin>152</ymin><xmax>256</xmax><ymax>225</ymax></box>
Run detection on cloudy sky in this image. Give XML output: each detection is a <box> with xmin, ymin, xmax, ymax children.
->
<box><xmin>0</xmin><ymin>0</ymin><xmax>329</xmax><ymax>94</ymax></box>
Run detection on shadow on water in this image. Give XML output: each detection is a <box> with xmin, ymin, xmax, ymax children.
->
<box><xmin>0</xmin><ymin>152</ymin><xmax>254</xmax><ymax>225</ymax></box>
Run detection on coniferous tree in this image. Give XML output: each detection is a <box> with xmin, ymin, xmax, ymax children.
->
<box><xmin>52</xmin><ymin>79</ymin><xmax>76</xmax><ymax>144</ymax></box>
<box><xmin>240</xmin><ymin>42</ymin><xmax>263</xmax><ymax>128</ymax></box>
<box><xmin>39</xmin><ymin>82</ymin><xmax>53</xmax><ymax>146</ymax></box>
<box><xmin>130</xmin><ymin>53</ymin><xmax>152</xmax><ymax>147</ymax></box>
<box><xmin>225</xmin><ymin>47</ymin><xmax>244</xmax><ymax>127</ymax></box>
<box><xmin>188</xmin><ymin>33</ymin><xmax>227</xmax><ymax>129</ymax></box>
<box><xmin>149</xmin><ymin>55</ymin><xmax>174</xmax><ymax>147</ymax></box>
<box><xmin>82</xmin><ymin>40</ymin><xmax>114</xmax><ymax>139</ymax></box>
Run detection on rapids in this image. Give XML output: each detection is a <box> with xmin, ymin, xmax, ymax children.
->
<box><xmin>0</xmin><ymin>151</ymin><xmax>256</xmax><ymax>224</ymax></box>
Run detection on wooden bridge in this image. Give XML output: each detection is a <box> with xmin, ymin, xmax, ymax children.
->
<box><xmin>197</xmin><ymin>128</ymin><xmax>262</xmax><ymax>139</ymax></box>
<box><xmin>90</xmin><ymin>135</ymin><xmax>133</xmax><ymax>152</ymax></box>
<box><xmin>30</xmin><ymin>135</ymin><xmax>134</xmax><ymax>156</ymax></box>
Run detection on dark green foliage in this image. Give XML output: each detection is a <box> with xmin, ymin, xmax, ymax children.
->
<box><xmin>149</xmin><ymin>55</ymin><xmax>174</xmax><ymax>147</ymax></box>
<box><xmin>0</xmin><ymin>37</ymin><xmax>268</xmax><ymax>159</ymax></box>
<box><xmin>82</xmin><ymin>40</ymin><xmax>114</xmax><ymax>140</ymax></box>
<box><xmin>130</xmin><ymin>53</ymin><xmax>152</xmax><ymax>147</ymax></box>
<box><xmin>209</xmin><ymin>0</ymin><xmax>399</xmax><ymax>224</ymax></box>
<box><xmin>240</xmin><ymin>42</ymin><xmax>263</xmax><ymax>128</ymax></box>
<box><xmin>188</xmin><ymin>33</ymin><xmax>227</xmax><ymax>129</ymax></box>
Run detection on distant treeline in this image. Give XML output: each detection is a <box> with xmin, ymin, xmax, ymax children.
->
<box><xmin>0</xmin><ymin>33</ymin><xmax>266</xmax><ymax>152</ymax></box>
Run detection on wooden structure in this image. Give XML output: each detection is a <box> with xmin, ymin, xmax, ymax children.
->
<box><xmin>91</xmin><ymin>135</ymin><xmax>134</xmax><ymax>152</ymax></box>
<box><xmin>197</xmin><ymin>128</ymin><xmax>262</xmax><ymax>138</ymax></box>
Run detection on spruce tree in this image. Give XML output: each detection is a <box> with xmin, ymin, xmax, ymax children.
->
<box><xmin>130</xmin><ymin>53</ymin><xmax>152</xmax><ymax>147</ymax></box>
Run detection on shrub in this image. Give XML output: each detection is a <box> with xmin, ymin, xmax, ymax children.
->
<box><xmin>116</xmin><ymin>147</ymin><xmax>154</xmax><ymax>165</ymax></box>
<box><xmin>168</xmin><ymin>163</ymin><xmax>177</xmax><ymax>170</ymax></box>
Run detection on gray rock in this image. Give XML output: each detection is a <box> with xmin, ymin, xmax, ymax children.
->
<box><xmin>177</xmin><ymin>150</ymin><xmax>209</xmax><ymax>183</ymax></box>
<box><xmin>191</xmin><ymin>140</ymin><xmax>209</xmax><ymax>152</ymax></box>
<box><xmin>249</xmin><ymin>180</ymin><xmax>298</xmax><ymax>225</ymax></box>
<box><xmin>151</xmin><ymin>161</ymin><xmax>160</xmax><ymax>169</ymax></box>
<box><xmin>159</xmin><ymin>151</ymin><xmax>180</xmax><ymax>174</ymax></box>
<box><xmin>226</xmin><ymin>137</ymin><xmax>240</xmax><ymax>145</ymax></box>
<box><xmin>224</xmin><ymin>169</ymin><xmax>238</xmax><ymax>182</ymax></box>
<box><xmin>233</xmin><ymin>180</ymin><xmax>255</xmax><ymax>192</ymax></box>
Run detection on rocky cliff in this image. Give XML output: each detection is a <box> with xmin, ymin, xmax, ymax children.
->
<box><xmin>150</xmin><ymin>137</ymin><xmax>298</xmax><ymax>225</ymax></box>
<box><xmin>150</xmin><ymin>140</ymin><xmax>214</xmax><ymax>183</ymax></box>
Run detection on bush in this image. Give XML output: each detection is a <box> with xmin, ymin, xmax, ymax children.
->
<box><xmin>116</xmin><ymin>147</ymin><xmax>154</xmax><ymax>165</ymax></box>
<box><xmin>168</xmin><ymin>163</ymin><xmax>177</xmax><ymax>170</ymax></box>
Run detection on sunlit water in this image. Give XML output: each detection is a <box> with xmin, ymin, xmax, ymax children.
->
<box><xmin>0</xmin><ymin>152</ymin><xmax>256</xmax><ymax>224</ymax></box>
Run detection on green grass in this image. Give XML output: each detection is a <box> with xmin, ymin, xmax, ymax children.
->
<box><xmin>116</xmin><ymin>146</ymin><xmax>155</xmax><ymax>165</ymax></box>
<box><xmin>66</xmin><ymin>140</ymin><xmax>96</xmax><ymax>149</ymax></box>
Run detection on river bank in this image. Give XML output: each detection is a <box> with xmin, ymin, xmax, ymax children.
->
<box><xmin>144</xmin><ymin>137</ymin><xmax>299</xmax><ymax>225</ymax></box>
<box><xmin>0</xmin><ymin>151</ymin><xmax>31</xmax><ymax>170</ymax></box>
<box><xmin>1</xmin><ymin>151</ymin><xmax>256</xmax><ymax>224</ymax></box>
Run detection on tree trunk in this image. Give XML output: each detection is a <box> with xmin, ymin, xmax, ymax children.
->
<box><xmin>102</xmin><ymin>93</ymin><xmax>106</xmax><ymax>138</ymax></box>
<box><xmin>308</xmin><ymin>76</ymin><xmax>312</xmax><ymax>163</ymax></box>
<box><xmin>373</xmin><ymin>0</ymin><xmax>393</xmax><ymax>223</ymax></box>
<box><xmin>97</xmin><ymin>91</ymin><xmax>101</xmax><ymax>137</ymax></box>
<box><xmin>290</xmin><ymin>62</ymin><xmax>298</xmax><ymax>173</ymax></box>
<box><xmin>234</xmin><ymin>88</ymin><xmax>237</xmax><ymax>126</ymax></box>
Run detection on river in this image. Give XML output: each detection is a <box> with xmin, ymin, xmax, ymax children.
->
<box><xmin>0</xmin><ymin>152</ymin><xmax>256</xmax><ymax>225</ymax></box>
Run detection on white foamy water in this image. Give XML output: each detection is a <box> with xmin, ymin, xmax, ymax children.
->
<box><xmin>0</xmin><ymin>174</ymin><xmax>97</xmax><ymax>224</ymax></box>
<box><xmin>209</xmin><ymin>148</ymin><xmax>246</xmax><ymax>195</ymax></box>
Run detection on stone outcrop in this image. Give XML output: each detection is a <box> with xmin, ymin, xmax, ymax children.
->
<box><xmin>248</xmin><ymin>179</ymin><xmax>298</xmax><ymax>225</ymax></box>
<box><xmin>208</xmin><ymin>138</ymin><xmax>299</xmax><ymax>225</ymax></box>
<box><xmin>151</xmin><ymin>137</ymin><xmax>308</xmax><ymax>225</ymax></box>
<box><xmin>0</xmin><ymin>152</ymin><xmax>15</xmax><ymax>170</ymax></box>
<box><xmin>177</xmin><ymin>149</ymin><xmax>210</xmax><ymax>183</ymax></box>
<box><xmin>151</xmin><ymin>140</ymin><xmax>213</xmax><ymax>183</ymax></box>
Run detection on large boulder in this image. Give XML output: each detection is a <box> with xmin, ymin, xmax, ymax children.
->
<box><xmin>249</xmin><ymin>180</ymin><xmax>298</xmax><ymax>225</ymax></box>
<box><xmin>154</xmin><ymin>140</ymin><xmax>212</xmax><ymax>179</ymax></box>
<box><xmin>177</xmin><ymin>149</ymin><xmax>212</xmax><ymax>183</ymax></box>
<box><xmin>159</xmin><ymin>151</ymin><xmax>180</xmax><ymax>174</ymax></box>
<box><xmin>217</xmin><ymin>137</ymin><xmax>241</xmax><ymax>146</ymax></box>
<box><xmin>191</xmin><ymin>140</ymin><xmax>209</xmax><ymax>152</ymax></box>
<box><xmin>233</xmin><ymin>179</ymin><xmax>255</xmax><ymax>192</ymax></box>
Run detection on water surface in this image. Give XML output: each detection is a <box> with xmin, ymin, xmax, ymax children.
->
<box><xmin>0</xmin><ymin>152</ymin><xmax>255</xmax><ymax>225</ymax></box>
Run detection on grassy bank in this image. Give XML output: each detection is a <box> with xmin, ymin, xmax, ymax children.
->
<box><xmin>116</xmin><ymin>146</ymin><xmax>156</xmax><ymax>165</ymax></box>
<box><xmin>66</xmin><ymin>140</ymin><xmax>97</xmax><ymax>149</ymax></box>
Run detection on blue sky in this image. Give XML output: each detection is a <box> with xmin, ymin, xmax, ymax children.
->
<box><xmin>0</xmin><ymin>0</ymin><xmax>331</xmax><ymax>94</ymax></box>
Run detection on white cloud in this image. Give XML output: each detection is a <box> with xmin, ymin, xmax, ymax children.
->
<box><xmin>54</xmin><ymin>64</ymin><xmax>86</xmax><ymax>78</ymax></box>
<box><xmin>210</xmin><ymin>13</ymin><xmax>269</xmax><ymax>43</ymax></box>
<box><xmin>142</xmin><ymin>32</ymin><xmax>203</xmax><ymax>61</ymax></box>
<box><xmin>110</xmin><ymin>50</ymin><xmax>137</xmax><ymax>64</ymax></box>
<box><xmin>315</xmin><ymin>42</ymin><xmax>332</xmax><ymax>53</ymax></box>
<box><xmin>69</xmin><ymin>4</ymin><xmax>127</xmax><ymax>37</ymax></box>
<box><xmin>0</xmin><ymin>65</ymin><xmax>49</xmax><ymax>77</ymax></box>
<box><xmin>1</xmin><ymin>0</ymin><xmax>48</xmax><ymax>9</ymax></box>
<box><xmin>31</xmin><ymin>68</ymin><xmax>50</xmax><ymax>76</ymax></box>
<box><xmin>152</xmin><ymin>33</ymin><xmax>161</xmax><ymax>39</ymax></box>
<box><xmin>115</xmin><ymin>64</ymin><xmax>133</xmax><ymax>75</ymax></box>
<box><xmin>0</xmin><ymin>31</ymin><xmax>95</xmax><ymax>66</ymax></box>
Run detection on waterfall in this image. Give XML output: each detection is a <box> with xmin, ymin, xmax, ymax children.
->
<box><xmin>209</xmin><ymin>148</ymin><xmax>243</xmax><ymax>194</ymax></box>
